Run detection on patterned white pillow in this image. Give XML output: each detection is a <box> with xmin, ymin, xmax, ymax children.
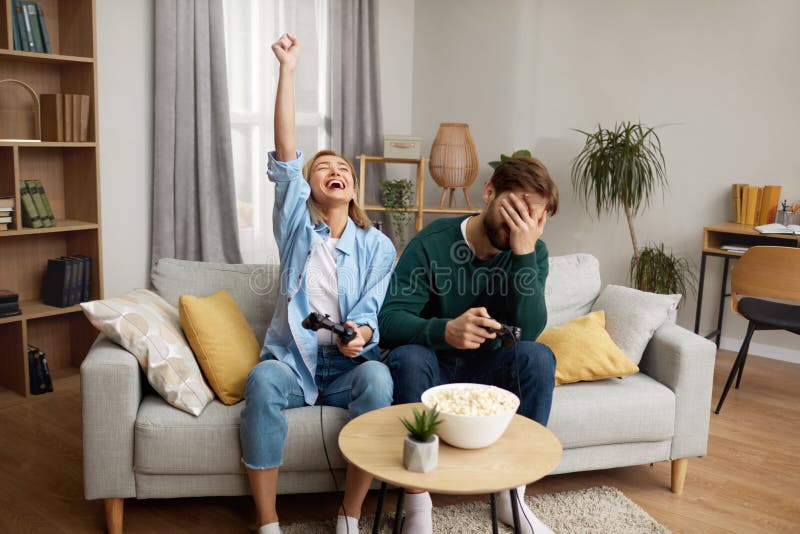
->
<box><xmin>81</xmin><ymin>289</ymin><xmax>214</xmax><ymax>415</ymax></box>
<box><xmin>591</xmin><ymin>284</ymin><xmax>681</xmax><ymax>365</ymax></box>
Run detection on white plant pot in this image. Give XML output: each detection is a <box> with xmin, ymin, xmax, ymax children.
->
<box><xmin>403</xmin><ymin>434</ymin><xmax>439</xmax><ymax>473</ymax></box>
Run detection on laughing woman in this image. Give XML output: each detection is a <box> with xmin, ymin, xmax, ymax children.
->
<box><xmin>239</xmin><ymin>34</ymin><xmax>396</xmax><ymax>534</ymax></box>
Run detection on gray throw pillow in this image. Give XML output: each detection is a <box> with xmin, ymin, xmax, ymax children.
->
<box><xmin>591</xmin><ymin>285</ymin><xmax>681</xmax><ymax>365</ymax></box>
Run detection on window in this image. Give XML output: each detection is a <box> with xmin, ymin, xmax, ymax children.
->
<box><xmin>223</xmin><ymin>0</ymin><xmax>329</xmax><ymax>263</ymax></box>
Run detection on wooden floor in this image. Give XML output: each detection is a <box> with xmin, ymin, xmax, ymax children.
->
<box><xmin>0</xmin><ymin>350</ymin><xmax>798</xmax><ymax>533</ymax></box>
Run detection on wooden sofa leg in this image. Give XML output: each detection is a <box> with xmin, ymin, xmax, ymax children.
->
<box><xmin>671</xmin><ymin>458</ymin><xmax>688</xmax><ymax>494</ymax></box>
<box><xmin>104</xmin><ymin>498</ymin><xmax>124</xmax><ymax>534</ymax></box>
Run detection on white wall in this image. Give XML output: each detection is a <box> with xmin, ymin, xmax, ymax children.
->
<box><xmin>410</xmin><ymin>0</ymin><xmax>800</xmax><ymax>360</ymax></box>
<box><xmin>96</xmin><ymin>0</ymin><xmax>153</xmax><ymax>297</ymax></box>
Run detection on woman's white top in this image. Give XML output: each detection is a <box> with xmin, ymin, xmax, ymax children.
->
<box><xmin>306</xmin><ymin>237</ymin><xmax>341</xmax><ymax>344</ymax></box>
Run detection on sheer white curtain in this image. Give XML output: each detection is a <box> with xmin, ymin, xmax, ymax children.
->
<box><xmin>223</xmin><ymin>0</ymin><xmax>329</xmax><ymax>264</ymax></box>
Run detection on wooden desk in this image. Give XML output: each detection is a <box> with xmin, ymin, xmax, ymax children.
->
<box><xmin>695</xmin><ymin>222</ymin><xmax>800</xmax><ymax>345</ymax></box>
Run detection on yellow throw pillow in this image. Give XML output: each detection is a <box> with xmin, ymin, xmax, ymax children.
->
<box><xmin>538</xmin><ymin>310</ymin><xmax>639</xmax><ymax>386</ymax></box>
<box><xmin>179</xmin><ymin>290</ymin><xmax>261</xmax><ymax>405</ymax></box>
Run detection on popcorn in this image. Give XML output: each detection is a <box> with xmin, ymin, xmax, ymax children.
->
<box><xmin>425</xmin><ymin>385</ymin><xmax>517</xmax><ymax>416</ymax></box>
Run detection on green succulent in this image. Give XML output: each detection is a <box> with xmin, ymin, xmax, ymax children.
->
<box><xmin>489</xmin><ymin>149</ymin><xmax>533</xmax><ymax>170</ymax></box>
<box><xmin>400</xmin><ymin>407</ymin><xmax>442</xmax><ymax>443</ymax></box>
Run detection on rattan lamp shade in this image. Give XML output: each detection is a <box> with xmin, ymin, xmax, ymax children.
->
<box><xmin>429</xmin><ymin>123</ymin><xmax>479</xmax><ymax>208</ymax></box>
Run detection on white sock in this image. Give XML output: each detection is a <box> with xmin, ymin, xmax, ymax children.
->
<box><xmin>336</xmin><ymin>515</ymin><xmax>359</xmax><ymax>534</ymax></box>
<box><xmin>401</xmin><ymin>491</ymin><xmax>433</xmax><ymax>534</ymax></box>
<box><xmin>258</xmin><ymin>522</ymin><xmax>281</xmax><ymax>534</ymax></box>
<box><xmin>496</xmin><ymin>485</ymin><xmax>553</xmax><ymax>534</ymax></box>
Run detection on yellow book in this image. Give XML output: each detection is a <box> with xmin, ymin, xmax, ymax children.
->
<box><xmin>743</xmin><ymin>186</ymin><xmax>759</xmax><ymax>225</ymax></box>
<box><xmin>758</xmin><ymin>185</ymin><xmax>782</xmax><ymax>225</ymax></box>
<box><xmin>732</xmin><ymin>183</ymin><xmax>746</xmax><ymax>223</ymax></box>
<box><xmin>753</xmin><ymin>187</ymin><xmax>763</xmax><ymax>226</ymax></box>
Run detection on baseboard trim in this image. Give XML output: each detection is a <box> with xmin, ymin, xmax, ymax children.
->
<box><xmin>719</xmin><ymin>336</ymin><xmax>800</xmax><ymax>365</ymax></box>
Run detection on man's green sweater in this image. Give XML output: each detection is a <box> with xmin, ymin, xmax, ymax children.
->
<box><xmin>378</xmin><ymin>216</ymin><xmax>549</xmax><ymax>355</ymax></box>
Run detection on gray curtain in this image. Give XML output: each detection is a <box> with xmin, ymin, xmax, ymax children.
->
<box><xmin>152</xmin><ymin>0</ymin><xmax>242</xmax><ymax>265</ymax></box>
<box><xmin>329</xmin><ymin>0</ymin><xmax>385</xmax><ymax>206</ymax></box>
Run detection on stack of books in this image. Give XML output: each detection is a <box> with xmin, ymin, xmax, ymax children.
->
<box><xmin>11</xmin><ymin>0</ymin><xmax>51</xmax><ymax>53</ymax></box>
<box><xmin>0</xmin><ymin>290</ymin><xmax>21</xmax><ymax>318</ymax></box>
<box><xmin>43</xmin><ymin>256</ymin><xmax>92</xmax><ymax>307</ymax></box>
<box><xmin>0</xmin><ymin>197</ymin><xmax>14</xmax><ymax>231</ymax></box>
<box><xmin>19</xmin><ymin>179</ymin><xmax>55</xmax><ymax>228</ymax></box>
<box><xmin>731</xmin><ymin>184</ymin><xmax>782</xmax><ymax>226</ymax></box>
<box><xmin>40</xmin><ymin>94</ymin><xmax>91</xmax><ymax>142</ymax></box>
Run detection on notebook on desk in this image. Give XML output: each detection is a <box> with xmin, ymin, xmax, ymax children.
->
<box><xmin>754</xmin><ymin>223</ymin><xmax>800</xmax><ymax>235</ymax></box>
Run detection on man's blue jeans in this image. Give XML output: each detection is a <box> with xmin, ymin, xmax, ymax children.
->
<box><xmin>385</xmin><ymin>342</ymin><xmax>556</xmax><ymax>425</ymax></box>
<box><xmin>240</xmin><ymin>345</ymin><xmax>393</xmax><ymax>469</ymax></box>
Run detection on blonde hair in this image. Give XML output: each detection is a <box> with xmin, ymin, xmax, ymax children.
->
<box><xmin>303</xmin><ymin>150</ymin><xmax>372</xmax><ymax>229</ymax></box>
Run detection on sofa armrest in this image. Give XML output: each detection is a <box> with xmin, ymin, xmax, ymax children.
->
<box><xmin>81</xmin><ymin>334</ymin><xmax>142</xmax><ymax>500</ymax></box>
<box><xmin>639</xmin><ymin>322</ymin><xmax>716</xmax><ymax>459</ymax></box>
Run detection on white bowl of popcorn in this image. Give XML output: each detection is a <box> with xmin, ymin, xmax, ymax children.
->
<box><xmin>421</xmin><ymin>383</ymin><xmax>520</xmax><ymax>449</ymax></box>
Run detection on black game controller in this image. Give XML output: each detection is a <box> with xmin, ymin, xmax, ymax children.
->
<box><xmin>302</xmin><ymin>312</ymin><xmax>357</xmax><ymax>344</ymax></box>
<box><xmin>486</xmin><ymin>323</ymin><xmax>522</xmax><ymax>348</ymax></box>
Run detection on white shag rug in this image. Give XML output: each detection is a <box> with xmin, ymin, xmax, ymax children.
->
<box><xmin>282</xmin><ymin>486</ymin><xmax>670</xmax><ymax>533</ymax></box>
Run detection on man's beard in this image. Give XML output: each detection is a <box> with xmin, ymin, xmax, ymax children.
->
<box><xmin>482</xmin><ymin>200</ymin><xmax>511</xmax><ymax>251</ymax></box>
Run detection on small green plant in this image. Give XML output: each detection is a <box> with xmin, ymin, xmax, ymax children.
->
<box><xmin>400</xmin><ymin>406</ymin><xmax>442</xmax><ymax>443</ymax></box>
<box><xmin>488</xmin><ymin>149</ymin><xmax>533</xmax><ymax>170</ymax></box>
<box><xmin>379</xmin><ymin>178</ymin><xmax>414</xmax><ymax>250</ymax></box>
<box><xmin>630</xmin><ymin>243</ymin><xmax>696</xmax><ymax>298</ymax></box>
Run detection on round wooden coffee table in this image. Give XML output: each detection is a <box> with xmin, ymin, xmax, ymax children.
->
<box><xmin>339</xmin><ymin>403</ymin><xmax>562</xmax><ymax>533</ymax></box>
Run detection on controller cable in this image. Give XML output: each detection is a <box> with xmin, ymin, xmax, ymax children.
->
<box><xmin>317</xmin><ymin>333</ymin><xmax>352</xmax><ymax>534</ymax></box>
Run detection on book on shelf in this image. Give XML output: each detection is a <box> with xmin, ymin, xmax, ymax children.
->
<box><xmin>60</xmin><ymin>256</ymin><xmax>83</xmax><ymax>306</ymax></box>
<box><xmin>28</xmin><ymin>180</ymin><xmax>55</xmax><ymax>225</ymax></box>
<box><xmin>43</xmin><ymin>258</ymin><xmax>70</xmax><ymax>307</ymax></box>
<box><xmin>0</xmin><ymin>223</ymin><xmax>8</xmax><ymax>232</ymax></box>
<box><xmin>12</xmin><ymin>4</ymin><xmax>21</xmax><ymax>51</ymax></box>
<box><xmin>23</xmin><ymin>180</ymin><xmax>54</xmax><ymax>227</ymax></box>
<box><xmin>36</xmin><ymin>2</ymin><xmax>52</xmax><ymax>53</ymax></box>
<box><xmin>0</xmin><ymin>290</ymin><xmax>20</xmax><ymax>305</ymax></box>
<box><xmin>75</xmin><ymin>255</ymin><xmax>92</xmax><ymax>302</ymax></box>
<box><xmin>28</xmin><ymin>345</ymin><xmax>53</xmax><ymax>395</ymax></box>
<box><xmin>64</xmin><ymin>95</ymin><xmax>73</xmax><ymax>142</ymax></box>
<box><xmin>24</xmin><ymin>2</ymin><xmax>44</xmax><ymax>53</ymax></box>
<box><xmin>754</xmin><ymin>223</ymin><xmax>800</xmax><ymax>235</ymax></box>
<box><xmin>72</xmin><ymin>94</ymin><xmax>81</xmax><ymax>142</ymax></box>
<box><xmin>80</xmin><ymin>95</ymin><xmax>90</xmax><ymax>142</ymax></box>
<box><xmin>0</xmin><ymin>197</ymin><xmax>14</xmax><ymax>209</ymax></box>
<box><xmin>40</xmin><ymin>94</ymin><xmax>64</xmax><ymax>142</ymax></box>
<box><xmin>0</xmin><ymin>216</ymin><xmax>12</xmax><ymax>224</ymax></box>
<box><xmin>19</xmin><ymin>180</ymin><xmax>42</xmax><ymax>228</ymax></box>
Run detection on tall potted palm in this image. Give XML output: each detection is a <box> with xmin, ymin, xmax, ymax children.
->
<box><xmin>571</xmin><ymin>121</ymin><xmax>694</xmax><ymax>296</ymax></box>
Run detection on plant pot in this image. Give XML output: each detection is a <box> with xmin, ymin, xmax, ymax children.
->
<box><xmin>403</xmin><ymin>434</ymin><xmax>439</xmax><ymax>473</ymax></box>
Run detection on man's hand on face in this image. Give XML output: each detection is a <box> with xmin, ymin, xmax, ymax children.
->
<box><xmin>498</xmin><ymin>192</ymin><xmax>547</xmax><ymax>256</ymax></box>
<box><xmin>445</xmin><ymin>307</ymin><xmax>502</xmax><ymax>350</ymax></box>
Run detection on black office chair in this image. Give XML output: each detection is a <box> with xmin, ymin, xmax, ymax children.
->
<box><xmin>715</xmin><ymin>246</ymin><xmax>800</xmax><ymax>414</ymax></box>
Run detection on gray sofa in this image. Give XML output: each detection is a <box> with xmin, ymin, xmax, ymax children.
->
<box><xmin>81</xmin><ymin>254</ymin><xmax>716</xmax><ymax>532</ymax></box>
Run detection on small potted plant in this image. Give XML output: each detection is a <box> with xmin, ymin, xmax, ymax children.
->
<box><xmin>379</xmin><ymin>178</ymin><xmax>414</xmax><ymax>250</ymax></box>
<box><xmin>400</xmin><ymin>406</ymin><xmax>442</xmax><ymax>473</ymax></box>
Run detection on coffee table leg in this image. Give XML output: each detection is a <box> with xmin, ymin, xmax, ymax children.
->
<box><xmin>490</xmin><ymin>493</ymin><xmax>498</xmax><ymax>534</ymax></box>
<box><xmin>510</xmin><ymin>489</ymin><xmax>521</xmax><ymax>533</ymax></box>
<box><xmin>372</xmin><ymin>482</ymin><xmax>387</xmax><ymax>534</ymax></box>
<box><xmin>393</xmin><ymin>489</ymin><xmax>405</xmax><ymax>534</ymax></box>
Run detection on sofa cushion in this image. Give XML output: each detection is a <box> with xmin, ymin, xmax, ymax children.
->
<box><xmin>134</xmin><ymin>395</ymin><xmax>349</xmax><ymax>475</ymax></box>
<box><xmin>538</xmin><ymin>311</ymin><xmax>639</xmax><ymax>386</ymax></box>
<box><xmin>179</xmin><ymin>290</ymin><xmax>261</xmax><ymax>405</ymax></box>
<box><xmin>547</xmin><ymin>373</ymin><xmax>675</xmax><ymax>449</ymax></box>
<box><xmin>545</xmin><ymin>254</ymin><xmax>601</xmax><ymax>328</ymax></box>
<box><xmin>591</xmin><ymin>284</ymin><xmax>681</xmax><ymax>365</ymax></box>
<box><xmin>81</xmin><ymin>289</ymin><xmax>214</xmax><ymax>416</ymax></box>
<box><xmin>151</xmin><ymin>258</ymin><xmax>279</xmax><ymax>342</ymax></box>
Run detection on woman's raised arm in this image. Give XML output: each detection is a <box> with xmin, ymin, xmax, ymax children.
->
<box><xmin>271</xmin><ymin>33</ymin><xmax>299</xmax><ymax>162</ymax></box>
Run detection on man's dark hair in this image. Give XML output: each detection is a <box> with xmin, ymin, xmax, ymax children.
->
<box><xmin>489</xmin><ymin>157</ymin><xmax>559</xmax><ymax>215</ymax></box>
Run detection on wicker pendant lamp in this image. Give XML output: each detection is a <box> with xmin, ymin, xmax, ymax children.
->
<box><xmin>429</xmin><ymin>123</ymin><xmax>479</xmax><ymax>208</ymax></box>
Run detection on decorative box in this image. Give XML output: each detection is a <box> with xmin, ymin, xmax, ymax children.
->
<box><xmin>383</xmin><ymin>135</ymin><xmax>422</xmax><ymax>159</ymax></box>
